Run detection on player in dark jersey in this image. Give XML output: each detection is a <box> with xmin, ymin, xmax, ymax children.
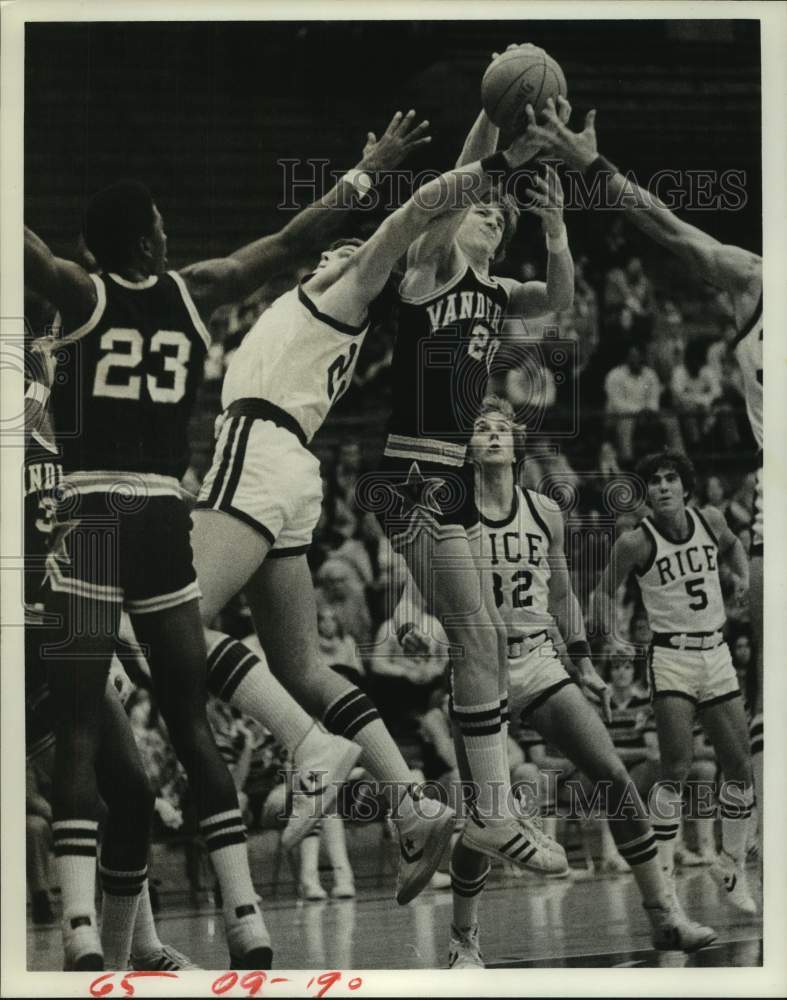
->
<box><xmin>530</xmin><ymin>97</ymin><xmax>765</xmax><ymax>851</ymax></box>
<box><xmin>23</xmin><ymin>119</ymin><xmax>417</xmax><ymax>969</ymax></box>
<box><xmin>23</xmin><ymin>349</ymin><xmax>196</xmax><ymax>969</ymax></box>
<box><xmin>375</xmin><ymin>59</ymin><xmax>576</xmax><ymax>868</ymax></box>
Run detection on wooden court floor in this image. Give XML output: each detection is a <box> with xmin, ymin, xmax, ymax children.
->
<box><xmin>26</xmin><ymin>827</ymin><xmax>763</xmax><ymax>972</ymax></box>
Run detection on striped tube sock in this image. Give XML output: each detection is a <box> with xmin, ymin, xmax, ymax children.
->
<box><xmin>452</xmin><ymin>697</ymin><xmax>507</xmax><ymax>818</ymax></box>
<box><xmin>99</xmin><ymin>863</ymin><xmax>146</xmax><ymax>969</ymax></box>
<box><xmin>200</xmin><ymin>809</ymin><xmax>269</xmax><ymax>960</ymax></box>
<box><xmin>206</xmin><ymin>631</ymin><xmax>312</xmax><ymax>753</ymax></box>
<box><xmin>450</xmin><ymin>858</ymin><xmax>491</xmax><ymax>930</ymax></box>
<box><xmin>52</xmin><ymin>820</ymin><xmax>101</xmax><ymax>964</ymax></box>
<box><xmin>616</xmin><ymin>830</ymin><xmax>667</xmax><ymax>908</ymax></box>
<box><xmin>650</xmin><ymin>782</ymin><xmax>683</xmax><ymax>874</ymax></box>
<box><xmin>500</xmin><ymin>693</ymin><xmax>510</xmax><ymax>773</ymax></box>
<box><xmin>719</xmin><ymin>783</ymin><xmax>754</xmax><ymax>865</ymax></box>
<box><xmin>750</xmin><ymin>713</ymin><xmax>763</xmax><ymax>825</ymax></box>
<box><xmin>322</xmin><ymin>686</ymin><xmax>416</xmax><ymax>817</ymax></box>
<box><xmin>130</xmin><ymin>880</ymin><xmax>164</xmax><ymax>961</ymax></box>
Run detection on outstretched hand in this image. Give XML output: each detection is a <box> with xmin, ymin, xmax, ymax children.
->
<box><xmin>361</xmin><ymin>110</ymin><xmax>431</xmax><ymax>171</ymax></box>
<box><xmin>524</xmin><ymin>162</ymin><xmax>565</xmax><ymax>237</ymax></box>
<box><xmin>525</xmin><ymin>99</ymin><xmax>599</xmax><ymax>170</ymax></box>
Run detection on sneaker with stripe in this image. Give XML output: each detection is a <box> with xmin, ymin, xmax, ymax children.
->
<box><xmin>132</xmin><ymin>944</ymin><xmax>200</xmax><ymax>971</ymax></box>
<box><xmin>460</xmin><ymin>814</ymin><xmax>568</xmax><ymax>875</ymax></box>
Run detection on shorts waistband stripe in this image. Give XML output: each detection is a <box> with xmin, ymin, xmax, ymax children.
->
<box><xmin>59</xmin><ymin>471</ymin><xmax>181</xmax><ymax>496</ymax></box>
<box><xmin>384</xmin><ymin>434</ymin><xmax>467</xmax><ymax>466</ymax></box>
<box><xmin>226</xmin><ymin>398</ymin><xmax>308</xmax><ymax>447</ymax></box>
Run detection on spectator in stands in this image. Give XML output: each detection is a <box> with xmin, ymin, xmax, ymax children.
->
<box><xmin>127</xmin><ymin>689</ymin><xmax>185</xmax><ymax>833</ymax></box>
<box><xmin>703</xmin><ymin>474</ymin><xmax>730</xmax><ymax>517</ymax></box>
<box><xmin>315</xmin><ymin>557</ymin><xmax>373</xmax><ymax>648</ymax></box>
<box><xmin>604</xmin><ymin>344</ymin><xmax>663</xmax><ymax>464</ymax></box>
<box><xmin>604</xmin><ymin>257</ymin><xmax>654</xmax><ymax>342</ymax></box>
<box><xmin>318</xmin><ymin>605</ymin><xmax>364</xmax><ymax>685</ymax></box>
<box><xmin>726</xmin><ymin>472</ymin><xmax>757</xmax><ymax>532</ymax></box>
<box><xmin>670</xmin><ymin>338</ymin><xmax>722</xmax><ymax>451</ymax></box>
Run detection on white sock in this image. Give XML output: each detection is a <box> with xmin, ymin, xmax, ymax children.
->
<box><xmin>200</xmin><ymin>809</ymin><xmax>268</xmax><ymax>958</ymax></box>
<box><xmin>131</xmin><ymin>880</ymin><xmax>163</xmax><ymax>959</ymax></box>
<box><xmin>206</xmin><ymin>631</ymin><xmax>312</xmax><ymax>752</ymax></box>
<box><xmin>719</xmin><ymin>783</ymin><xmax>754</xmax><ymax>865</ymax></box>
<box><xmin>450</xmin><ymin>857</ymin><xmax>490</xmax><ymax>929</ymax></box>
<box><xmin>452</xmin><ymin>696</ymin><xmax>508</xmax><ymax>819</ymax></box>
<box><xmin>99</xmin><ymin>864</ymin><xmax>146</xmax><ymax>969</ymax></box>
<box><xmin>650</xmin><ymin>782</ymin><xmax>682</xmax><ymax>874</ymax></box>
<box><xmin>52</xmin><ymin>820</ymin><xmax>100</xmax><ymax>960</ymax></box>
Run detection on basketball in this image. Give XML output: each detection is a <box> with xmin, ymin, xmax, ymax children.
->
<box><xmin>482</xmin><ymin>44</ymin><xmax>567</xmax><ymax>133</ymax></box>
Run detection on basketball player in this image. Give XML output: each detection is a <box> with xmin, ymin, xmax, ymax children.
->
<box><xmin>23</xmin><ymin>111</ymin><xmax>426</xmax><ymax>968</ymax></box>
<box><xmin>373</xmin><ymin>71</ymin><xmax>577</xmax><ymax>872</ymax></box>
<box><xmin>191</xmin><ymin>126</ymin><xmax>557</xmax><ymax>903</ymax></box>
<box><xmin>592</xmin><ymin>450</ymin><xmax>756</xmax><ymax>915</ymax></box>
<box><xmin>443</xmin><ymin>400</ymin><xmax>716</xmax><ymax>968</ymax></box>
<box><xmin>529</xmin><ymin>97</ymin><xmax>764</xmax><ymax>845</ymax></box>
<box><xmin>23</xmin><ymin>348</ymin><xmax>195</xmax><ymax>970</ymax></box>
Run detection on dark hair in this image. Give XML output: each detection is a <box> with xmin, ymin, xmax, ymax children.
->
<box><xmin>83</xmin><ymin>180</ymin><xmax>156</xmax><ymax>270</ymax></box>
<box><xmin>635</xmin><ymin>449</ymin><xmax>696</xmax><ymax>500</ymax></box>
<box><xmin>327</xmin><ymin>237</ymin><xmax>365</xmax><ymax>252</ymax></box>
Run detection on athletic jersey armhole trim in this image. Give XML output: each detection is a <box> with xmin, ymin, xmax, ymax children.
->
<box><xmin>297</xmin><ymin>282</ymin><xmax>368</xmax><ymax>336</ymax></box>
<box><xmin>59</xmin><ymin>274</ymin><xmax>107</xmax><ymax>342</ymax></box>
<box><xmin>169</xmin><ymin>270</ymin><xmax>212</xmax><ymax>351</ymax></box>
<box><xmin>730</xmin><ymin>289</ymin><xmax>763</xmax><ymax>351</ymax></box>
<box><xmin>522</xmin><ymin>488</ymin><xmax>553</xmax><ymax>543</ymax></box>
<box><xmin>398</xmin><ymin>264</ymin><xmax>470</xmax><ymax>306</ymax></box>
<box><xmin>692</xmin><ymin>506</ymin><xmax>719</xmax><ymax>547</ymax></box>
<box><xmin>636</xmin><ymin>520</ymin><xmax>658</xmax><ymax>577</ymax></box>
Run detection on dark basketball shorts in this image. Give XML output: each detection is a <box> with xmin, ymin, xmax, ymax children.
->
<box><xmin>45</xmin><ymin>473</ymin><xmax>200</xmax><ymax>615</ymax></box>
<box><xmin>366</xmin><ymin>454</ymin><xmax>480</xmax><ymax>550</ymax></box>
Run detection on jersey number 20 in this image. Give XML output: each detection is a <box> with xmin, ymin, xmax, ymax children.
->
<box><xmin>93</xmin><ymin>327</ymin><xmax>191</xmax><ymax>404</ymax></box>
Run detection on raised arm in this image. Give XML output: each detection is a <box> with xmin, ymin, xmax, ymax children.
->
<box><xmin>180</xmin><ymin>110</ymin><xmax>431</xmax><ymax>318</ymax></box>
<box><xmin>544</xmin><ymin>503</ymin><xmax>610</xmax><ymax>718</ymax></box>
<box><xmin>530</xmin><ymin>102</ymin><xmax>762</xmax><ymax>292</ymax></box>
<box><xmin>504</xmin><ymin>162</ymin><xmax>574</xmax><ymax>317</ymax></box>
<box><xmin>406</xmin><ymin>46</ymin><xmax>532</xmax><ymax>279</ymax></box>
<box><xmin>24</xmin><ymin>226</ymin><xmax>97</xmax><ymax>328</ymax></box>
<box><xmin>329</xmin><ymin>129</ymin><xmax>544</xmax><ymax>317</ymax></box>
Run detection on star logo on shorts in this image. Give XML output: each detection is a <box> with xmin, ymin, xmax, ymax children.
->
<box><xmin>390</xmin><ymin>462</ymin><xmax>446</xmax><ymax>518</ymax></box>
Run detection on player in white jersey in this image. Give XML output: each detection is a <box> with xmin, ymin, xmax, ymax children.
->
<box><xmin>529</xmin><ymin>97</ymin><xmax>764</xmax><ymax>841</ymax></box>
<box><xmin>443</xmin><ymin>399</ymin><xmax>716</xmax><ymax>968</ymax></box>
<box><xmin>593</xmin><ymin>450</ymin><xmax>757</xmax><ymax>916</ymax></box>
<box><xmin>191</xmin><ymin>119</ymin><xmax>552</xmax><ymax>904</ymax></box>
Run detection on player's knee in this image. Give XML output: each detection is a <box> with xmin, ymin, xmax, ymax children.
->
<box><xmin>448</xmin><ymin>618</ymin><xmax>498</xmax><ymax>670</ymax></box>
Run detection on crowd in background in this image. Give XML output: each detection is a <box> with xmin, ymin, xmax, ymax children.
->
<box><xmin>28</xmin><ymin>208</ymin><xmax>760</xmax><ymax>915</ymax></box>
